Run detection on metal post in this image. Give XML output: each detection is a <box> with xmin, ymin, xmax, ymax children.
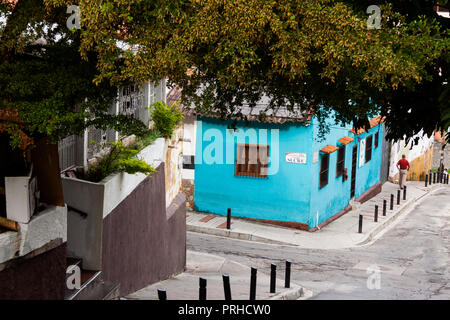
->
<box><xmin>433</xmin><ymin>172</ymin><xmax>436</xmax><ymax>184</ymax></box>
<box><xmin>270</xmin><ymin>264</ymin><xmax>276</xmax><ymax>294</ymax></box>
<box><xmin>222</xmin><ymin>274</ymin><xmax>232</xmax><ymax>300</ymax></box>
<box><xmin>285</xmin><ymin>261</ymin><xmax>291</xmax><ymax>288</ymax></box>
<box><xmin>358</xmin><ymin>214</ymin><xmax>363</xmax><ymax>233</ymax></box>
<box><xmin>250</xmin><ymin>267</ymin><xmax>257</xmax><ymax>300</ymax></box>
<box><xmin>403</xmin><ymin>186</ymin><xmax>407</xmax><ymax>200</ymax></box>
<box><xmin>397</xmin><ymin>189</ymin><xmax>401</xmax><ymax>205</ymax></box>
<box><xmin>157</xmin><ymin>288</ymin><xmax>167</xmax><ymax>300</ymax></box>
<box><xmin>374</xmin><ymin>205</ymin><xmax>378</xmax><ymax>222</ymax></box>
<box><xmin>383</xmin><ymin>200</ymin><xmax>386</xmax><ymax>216</ymax></box>
<box><xmin>226</xmin><ymin>208</ymin><xmax>231</xmax><ymax>230</ymax></box>
<box><xmin>199</xmin><ymin>278</ymin><xmax>207</xmax><ymax>300</ymax></box>
<box><xmin>429</xmin><ymin>171</ymin><xmax>432</xmax><ymax>185</ymax></box>
<box><xmin>425</xmin><ymin>174</ymin><xmax>428</xmax><ymax>187</ymax></box>
<box><xmin>390</xmin><ymin>194</ymin><xmax>394</xmax><ymax>210</ymax></box>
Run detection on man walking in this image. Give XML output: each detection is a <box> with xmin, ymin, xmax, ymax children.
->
<box><xmin>396</xmin><ymin>154</ymin><xmax>410</xmax><ymax>189</ymax></box>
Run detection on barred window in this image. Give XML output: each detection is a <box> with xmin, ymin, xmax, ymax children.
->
<box><xmin>336</xmin><ymin>146</ymin><xmax>345</xmax><ymax>178</ymax></box>
<box><xmin>365</xmin><ymin>135</ymin><xmax>373</xmax><ymax>162</ymax></box>
<box><xmin>235</xmin><ymin>143</ymin><xmax>269</xmax><ymax>178</ymax></box>
<box><xmin>319</xmin><ymin>153</ymin><xmax>330</xmax><ymax>188</ymax></box>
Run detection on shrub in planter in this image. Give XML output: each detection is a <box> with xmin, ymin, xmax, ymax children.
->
<box><xmin>150</xmin><ymin>101</ymin><xmax>183</xmax><ymax>139</ymax></box>
<box><xmin>85</xmin><ymin>140</ymin><xmax>156</xmax><ymax>183</ymax></box>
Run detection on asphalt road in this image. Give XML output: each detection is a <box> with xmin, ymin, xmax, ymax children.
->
<box><xmin>187</xmin><ymin>187</ymin><xmax>450</xmax><ymax>299</ymax></box>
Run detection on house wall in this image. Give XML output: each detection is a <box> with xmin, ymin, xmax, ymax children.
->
<box><xmin>165</xmin><ymin>126</ymin><xmax>183</xmax><ymax>208</ymax></box>
<box><xmin>388</xmin><ymin>130</ymin><xmax>434</xmax><ymax>182</ymax></box>
<box><xmin>309</xmin><ymin>118</ymin><xmax>383</xmax><ymax>227</ymax></box>
<box><xmin>194</xmin><ymin>117</ymin><xmax>313</xmax><ymax>224</ymax></box>
<box><xmin>195</xmin><ymin>115</ymin><xmax>383</xmax><ymax>229</ymax></box>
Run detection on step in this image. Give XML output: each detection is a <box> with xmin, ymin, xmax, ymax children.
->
<box><xmin>76</xmin><ymin>280</ymin><xmax>120</xmax><ymax>300</ymax></box>
<box><xmin>65</xmin><ymin>269</ymin><xmax>102</xmax><ymax>300</ymax></box>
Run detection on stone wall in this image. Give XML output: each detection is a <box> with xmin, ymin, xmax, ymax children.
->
<box><xmin>432</xmin><ymin>141</ymin><xmax>450</xmax><ymax>170</ymax></box>
<box><xmin>182</xmin><ymin>179</ymin><xmax>195</xmax><ymax>209</ymax></box>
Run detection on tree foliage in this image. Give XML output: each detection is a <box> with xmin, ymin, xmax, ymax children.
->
<box><xmin>0</xmin><ymin>0</ymin><xmax>147</xmax><ymax>149</ymax></box>
<box><xmin>2</xmin><ymin>0</ymin><xmax>450</xmax><ymax>148</ymax></box>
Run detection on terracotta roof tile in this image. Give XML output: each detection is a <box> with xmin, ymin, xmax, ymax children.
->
<box><xmin>320</xmin><ymin>145</ymin><xmax>339</xmax><ymax>153</ymax></box>
<box><xmin>337</xmin><ymin>136</ymin><xmax>354</xmax><ymax>145</ymax></box>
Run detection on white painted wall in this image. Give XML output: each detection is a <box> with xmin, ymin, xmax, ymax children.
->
<box><xmin>388</xmin><ymin>130</ymin><xmax>434</xmax><ymax>178</ymax></box>
<box><xmin>182</xmin><ymin>115</ymin><xmax>197</xmax><ymax>180</ymax></box>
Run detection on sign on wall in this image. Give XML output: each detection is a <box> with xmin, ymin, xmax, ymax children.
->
<box><xmin>286</xmin><ymin>152</ymin><xmax>307</xmax><ymax>164</ymax></box>
<box><xmin>359</xmin><ymin>139</ymin><xmax>365</xmax><ymax>167</ymax></box>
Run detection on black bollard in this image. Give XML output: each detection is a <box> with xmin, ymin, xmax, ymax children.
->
<box><xmin>383</xmin><ymin>199</ymin><xmax>387</xmax><ymax>216</ymax></box>
<box><xmin>285</xmin><ymin>261</ymin><xmax>291</xmax><ymax>288</ymax></box>
<box><xmin>358</xmin><ymin>214</ymin><xmax>363</xmax><ymax>233</ymax></box>
<box><xmin>227</xmin><ymin>208</ymin><xmax>231</xmax><ymax>230</ymax></box>
<box><xmin>390</xmin><ymin>194</ymin><xmax>394</xmax><ymax>210</ymax></box>
<box><xmin>374</xmin><ymin>205</ymin><xmax>378</xmax><ymax>222</ymax></box>
<box><xmin>199</xmin><ymin>278</ymin><xmax>207</xmax><ymax>300</ymax></box>
<box><xmin>270</xmin><ymin>264</ymin><xmax>276</xmax><ymax>294</ymax></box>
<box><xmin>222</xmin><ymin>274</ymin><xmax>232</xmax><ymax>300</ymax></box>
<box><xmin>250</xmin><ymin>267</ymin><xmax>257</xmax><ymax>300</ymax></box>
<box><xmin>403</xmin><ymin>186</ymin><xmax>407</xmax><ymax>200</ymax></box>
<box><xmin>429</xmin><ymin>171</ymin><xmax>432</xmax><ymax>185</ymax></box>
<box><xmin>433</xmin><ymin>172</ymin><xmax>436</xmax><ymax>184</ymax></box>
<box><xmin>397</xmin><ymin>189</ymin><xmax>401</xmax><ymax>205</ymax></box>
<box><xmin>425</xmin><ymin>174</ymin><xmax>428</xmax><ymax>187</ymax></box>
<box><xmin>157</xmin><ymin>288</ymin><xmax>167</xmax><ymax>300</ymax></box>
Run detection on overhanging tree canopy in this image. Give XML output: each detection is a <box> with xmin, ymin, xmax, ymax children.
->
<box><xmin>0</xmin><ymin>0</ymin><xmax>147</xmax><ymax>149</ymax></box>
<box><xmin>2</xmin><ymin>0</ymin><xmax>449</xmax><ymax>148</ymax></box>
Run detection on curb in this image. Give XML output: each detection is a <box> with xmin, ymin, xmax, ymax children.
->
<box><xmin>186</xmin><ymin>225</ymin><xmax>293</xmax><ymax>246</ymax></box>
<box><xmin>268</xmin><ymin>286</ymin><xmax>303</xmax><ymax>300</ymax></box>
<box><xmin>356</xmin><ymin>185</ymin><xmax>445</xmax><ymax>246</ymax></box>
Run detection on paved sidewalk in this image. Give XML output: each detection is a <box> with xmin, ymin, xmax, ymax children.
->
<box><xmin>187</xmin><ymin>181</ymin><xmax>448</xmax><ymax>249</ymax></box>
<box><xmin>125</xmin><ymin>251</ymin><xmax>310</xmax><ymax>300</ymax></box>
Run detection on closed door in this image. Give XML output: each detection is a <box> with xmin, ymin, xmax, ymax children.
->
<box><xmin>351</xmin><ymin>145</ymin><xmax>357</xmax><ymax>198</ymax></box>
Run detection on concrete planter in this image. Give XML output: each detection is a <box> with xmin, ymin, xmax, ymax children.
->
<box><xmin>5</xmin><ymin>166</ymin><xmax>38</xmax><ymax>223</ymax></box>
<box><xmin>61</xmin><ymin>138</ymin><xmax>166</xmax><ymax>270</ymax></box>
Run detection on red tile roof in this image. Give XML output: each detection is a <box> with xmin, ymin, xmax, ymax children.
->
<box><xmin>337</xmin><ymin>136</ymin><xmax>354</xmax><ymax>145</ymax></box>
<box><xmin>320</xmin><ymin>145</ymin><xmax>339</xmax><ymax>153</ymax></box>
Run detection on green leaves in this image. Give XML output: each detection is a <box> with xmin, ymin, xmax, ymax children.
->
<box><xmin>150</xmin><ymin>101</ymin><xmax>183</xmax><ymax>139</ymax></box>
<box><xmin>85</xmin><ymin>139</ymin><xmax>156</xmax><ymax>182</ymax></box>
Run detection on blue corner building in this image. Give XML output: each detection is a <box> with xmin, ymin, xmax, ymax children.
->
<box><xmin>193</xmin><ymin>107</ymin><xmax>384</xmax><ymax>230</ymax></box>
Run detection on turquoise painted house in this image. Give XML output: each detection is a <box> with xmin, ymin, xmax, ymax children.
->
<box><xmin>192</xmin><ymin>105</ymin><xmax>384</xmax><ymax>230</ymax></box>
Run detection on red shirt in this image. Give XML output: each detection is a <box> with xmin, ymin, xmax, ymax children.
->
<box><xmin>397</xmin><ymin>158</ymin><xmax>410</xmax><ymax>170</ymax></box>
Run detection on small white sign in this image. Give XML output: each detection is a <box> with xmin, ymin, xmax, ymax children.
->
<box><xmin>286</xmin><ymin>152</ymin><xmax>307</xmax><ymax>164</ymax></box>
